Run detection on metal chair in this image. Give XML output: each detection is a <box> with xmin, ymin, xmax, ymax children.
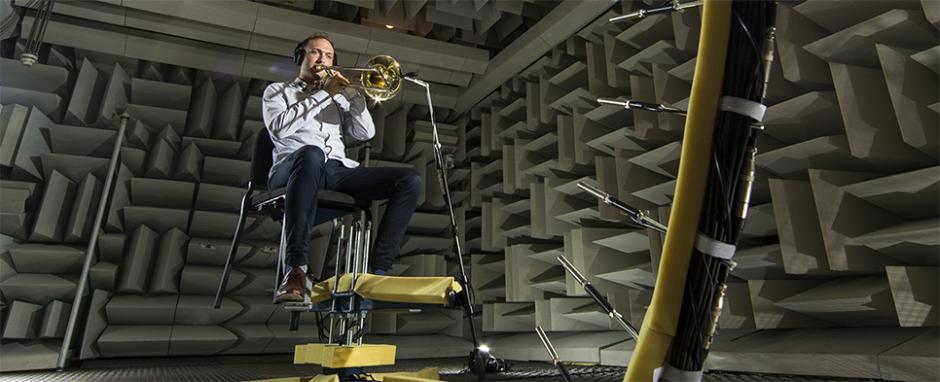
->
<box><xmin>213</xmin><ymin>129</ymin><xmax>372</xmax><ymax>332</ymax></box>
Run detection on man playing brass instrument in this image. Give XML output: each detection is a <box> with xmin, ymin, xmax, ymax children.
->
<box><xmin>262</xmin><ymin>33</ymin><xmax>421</xmax><ymax>303</ymax></box>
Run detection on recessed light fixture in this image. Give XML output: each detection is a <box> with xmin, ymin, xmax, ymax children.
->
<box><xmin>385</xmin><ymin>24</ymin><xmax>394</xmax><ymax>29</ymax></box>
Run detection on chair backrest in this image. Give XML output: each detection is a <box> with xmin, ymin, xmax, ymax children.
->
<box><xmin>250</xmin><ymin>128</ymin><xmax>275</xmax><ymax>189</ymax></box>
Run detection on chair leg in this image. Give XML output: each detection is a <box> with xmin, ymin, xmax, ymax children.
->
<box><xmin>214</xmin><ymin>185</ymin><xmax>252</xmax><ymax>309</ymax></box>
<box><xmin>328</xmin><ymin>222</ymin><xmax>347</xmax><ymax>344</ymax></box>
<box><xmin>288</xmin><ymin>311</ymin><xmax>301</xmax><ymax>331</ymax></box>
<box><xmin>362</xmin><ymin>207</ymin><xmax>374</xmax><ymax>273</ymax></box>
<box><xmin>361</xmin><ymin>220</ymin><xmax>372</xmax><ymax>275</ymax></box>
<box><xmin>318</xmin><ymin>219</ymin><xmax>341</xmax><ymax>281</ymax></box>
<box><xmin>316</xmin><ymin>222</ymin><xmax>343</xmax><ymax>343</ymax></box>
<box><xmin>351</xmin><ymin>221</ymin><xmax>362</xmax><ymax>281</ymax></box>
<box><xmin>273</xmin><ymin>214</ymin><xmax>288</xmax><ymax>303</ymax></box>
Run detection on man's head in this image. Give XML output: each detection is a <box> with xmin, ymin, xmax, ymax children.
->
<box><xmin>294</xmin><ymin>34</ymin><xmax>337</xmax><ymax>81</ymax></box>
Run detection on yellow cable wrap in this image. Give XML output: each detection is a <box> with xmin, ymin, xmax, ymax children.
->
<box><xmin>623</xmin><ymin>1</ymin><xmax>732</xmax><ymax>381</ymax></box>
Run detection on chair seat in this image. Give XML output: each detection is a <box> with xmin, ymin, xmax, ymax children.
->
<box><xmin>251</xmin><ymin>188</ymin><xmax>368</xmax><ymax>210</ymax></box>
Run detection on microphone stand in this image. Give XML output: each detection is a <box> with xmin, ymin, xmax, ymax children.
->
<box><xmin>536</xmin><ymin>326</ymin><xmax>573</xmax><ymax>382</ymax></box>
<box><xmin>576</xmin><ymin>182</ymin><xmax>668</xmax><ymax>234</ymax></box>
<box><xmin>596</xmin><ymin>97</ymin><xmax>686</xmax><ymax>116</ymax></box>
<box><xmin>404</xmin><ymin>76</ymin><xmax>505</xmax><ymax>380</ymax></box>
<box><xmin>557</xmin><ymin>255</ymin><xmax>639</xmax><ymax>340</ymax></box>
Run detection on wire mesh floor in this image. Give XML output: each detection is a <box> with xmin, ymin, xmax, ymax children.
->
<box><xmin>0</xmin><ymin>355</ymin><xmax>890</xmax><ymax>382</ymax></box>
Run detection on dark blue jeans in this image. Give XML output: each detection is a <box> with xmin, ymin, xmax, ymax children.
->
<box><xmin>268</xmin><ymin>145</ymin><xmax>421</xmax><ymax>272</ymax></box>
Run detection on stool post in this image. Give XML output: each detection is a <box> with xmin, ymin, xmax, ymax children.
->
<box><xmin>351</xmin><ymin>221</ymin><xmax>362</xmax><ymax>291</ymax></box>
<box><xmin>361</xmin><ymin>220</ymin><xmax>372</xmax><ymax>275</ymax></box>
<box><xmin>329</xmin><ymin>223</ymin><xmax>347</xmax><ymax>343</ymax></box>
<box><xmin>343</xmin><ymin>225</ymin><xmax>355</xmax><ymax>285</ymax></box>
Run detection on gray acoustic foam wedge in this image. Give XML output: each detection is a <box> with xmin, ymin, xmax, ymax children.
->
<box><xmin>65</xmin><ymin>172</ymin><xmax>103</xmax><ymax>242</ymax></box>
<box><xmin>168</xmin><ymin>325</ymin><xmax>238</xmax><ymax>356</ymax></box>
<box><xmin>0</xmin><ymin>273</ymin><xmax>77</xmax><ymax>305</ymax></box>
<box><xmin>221</xmin><ymin>324</ymin><xmax>273</xmax><ymax>354</ymax></box>
<box><xmin>130</xmin><ymin>178</ymin><xmax>195</xmax><ymax>209</ymax></box>
<box><xmin>116</xmin><ymin>225</ymin><xmax>160</xmax><ymax>293</ymax></box>
<box><xmin>150</xmin><ymin>227</ymin><xmax>189</xmax><ymax>294</ymax></box>
<box><xmin>213</xmin><ymin>82</ymin><xmax>243</xmax><ymax>140</ymax></box>
<box><xmin>173</xmin><ymin>295</ymin><xmax>241</xmax><ymax>325</ymax></box>
<box><xmin>2</xmin><ymin>300</ymin><xmax>44</xmax><ymax>339</ymax></box>
<box><xmin>185</xmin><ymin>77</ymin><xmax>216</xmax><ymax>139</ymax></box>
<box><xmin>0</xmin><ymin>340</ymin><xmax>59</xmax><ymax>372</ymax></box>
<box><xmin>179</xmin><ymin>265</ymin><xmax>245</xmax><ymax>295</ymax></box>
<box><xmin>175</xmin><ymin>142</ymin><xmax>204</xmax><ymax>182</ymax></box>
<box><xmin>79</xmin><ymin>289</ymin><xmax>111</xmax><ymax>360</ymax></box>
<box><xmin>105</xmin><ymin>294</ymin><xmax>178</xmax><ymax>325</ymax></box>
<box><xmin>89</xmin><ymin>262</ymin><xmax>118</xmax><ymax>291</ymax></box>
<box><xmin>8</xmin><ymin>244</ymin><xmax>84</xmax><ymax>274</ymax></box>
<box><xmin>38</xmin><ymin>300</ymin><xmax>70</xmax><ymax>338</ymax></box>
<box><xmin>96</xmin><ymin>325</ymin><xmax>172</xmax><ymax>357</ymax></box>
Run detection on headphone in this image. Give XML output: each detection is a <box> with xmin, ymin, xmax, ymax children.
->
<box><xmin>293</xmin><ymin>35</ymin><xmax>338</xmax><ymax>67</ymax></box>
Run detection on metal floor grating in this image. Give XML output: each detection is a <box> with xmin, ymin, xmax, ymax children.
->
<box><xmin>0</xmin><ymin>355</ymin><xmax>889</xmax><ymax>382</ymax></box>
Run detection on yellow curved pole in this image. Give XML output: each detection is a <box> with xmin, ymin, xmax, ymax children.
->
<box><xmin>624</xmin><ymin>1</ymin><xmax>732</xmax><ymax>381</ymax></box>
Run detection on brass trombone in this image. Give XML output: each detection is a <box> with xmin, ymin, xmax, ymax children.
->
<box><xmin>313</xmin><ymin>55</ymin><xmax>402</xmax><ymax>102</ymax></box>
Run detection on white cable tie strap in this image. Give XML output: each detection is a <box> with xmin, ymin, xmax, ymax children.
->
<box><xmin>719</xmin><ymin>96</ymin><xmax>766</xmax><ymax>123</ymax></box>
<box><xmin>695</xmin><ymin>233</ymin><xmax>736</xmax><ymax>260</ymax></box>
<box><xmin>653</xmin><ymin>366</ymin><xmax>663</xmax><ymax>382</ymax></box>
<box><xmin>660</xmin><ymin>364</ymin><xmax>703</xmax><ymax>382</ymax></box>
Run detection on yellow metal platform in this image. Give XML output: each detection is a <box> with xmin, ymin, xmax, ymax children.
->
<box><xmin>310</xmin><ymin>273</ymin><xmax>461</xmax><ymax>305</ymax></box>
<box><xmin>294</xmin><ymin>343</ymin><xmax>397</xmax><ymax>368</ymax></box>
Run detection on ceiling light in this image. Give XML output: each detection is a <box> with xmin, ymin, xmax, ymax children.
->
<box><xmin>385</xmin><ymin>24</ymin><xmax>394</xmax><ymax>29</ymax></box>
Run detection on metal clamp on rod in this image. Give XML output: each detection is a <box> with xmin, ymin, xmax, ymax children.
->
<box><xmin>536</xmin><ymin>326</ymin><xmax>572</xmax><ymax>382</ymax></box>
<box><xmin>609</xmin><ymin>0</ymin><xmax>703</xmax><ymax>22</ymax></box>
<box><xmin>576</xmin><ymin>182</ymin><xmax>667</xmax><ymax>234</ymax></box>
<box><xmin>557</xmin><ymin>255</ymin><xmax>639</xmax><ymax>340</ymax></box>
<box><xmin>597</xmin><ymin>97</ymin><xmax>686</xmax><ymax>116</ymax></box>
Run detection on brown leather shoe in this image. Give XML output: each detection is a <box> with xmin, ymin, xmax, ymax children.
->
<box><xmin>275</xmin><ymin>267</ymin><xmax>307</xmax><ymax>302</ymax></box>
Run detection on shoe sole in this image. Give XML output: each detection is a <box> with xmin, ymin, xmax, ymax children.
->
<box><xmin>275</xmin><ymin>294</ymin><xmax>305</xmax><ymax>303</ymax></box>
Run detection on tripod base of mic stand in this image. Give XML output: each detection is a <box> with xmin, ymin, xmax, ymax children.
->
<box><xmin>468</xmin><ymin>347</ymin><xmax>512</xmax><ymax>380</ymax></box>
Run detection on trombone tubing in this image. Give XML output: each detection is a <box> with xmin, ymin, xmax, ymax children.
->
<box><xmin>313</xmin><ymin>63</ymin><xmax>379</xmax><ymax>73</ymax></box>
<box><xmin>315</xmin><ymin>65</ymin><xmax>388</xmax><ymax>92</ymax></box>
<box><xmin>624</xmin><ymin>1</ymin><xmax>731</xmax><ymax>381</ymax></box>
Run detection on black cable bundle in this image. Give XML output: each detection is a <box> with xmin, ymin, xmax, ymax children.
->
<box><xmin>665</xmin><ymin>0</ymin><xmax>776</xmax><ymax>376</ymax></box>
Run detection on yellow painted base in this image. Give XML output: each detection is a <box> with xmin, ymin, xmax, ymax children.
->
<box><xmin>294</xmin><ymin>343</ymin><xmax>397</xmax><ymax>368</ymax></box>
<box><xmin>372</xmin><ymin>367</ymin><xmax>440</xmax><ymax>381</ymax></box>
<box><xmin>246</xmin><ymin>376</ymin><xmax>334</xmax><ymax>382</ymax></box>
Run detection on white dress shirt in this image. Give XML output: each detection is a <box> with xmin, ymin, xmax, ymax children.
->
<box><xmin>262</xmin><ymin>78</ymin><xmax>375</xmax><ymax>177</ymax></box>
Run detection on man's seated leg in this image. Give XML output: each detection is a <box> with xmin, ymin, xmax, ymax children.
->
<box><xmin>271</xmin><ymin>146</ymin><xmax>329</xmax><ymax>302</ymax></box>
<box><xmin>328</xmin><ymin>165</ymin><xmax>421</xmax><ymax>311</ymax></box>
<box><xmin>355</xmin><ymin>268</ymin><xmax>387</xmax><ymax>311</ymax></box>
